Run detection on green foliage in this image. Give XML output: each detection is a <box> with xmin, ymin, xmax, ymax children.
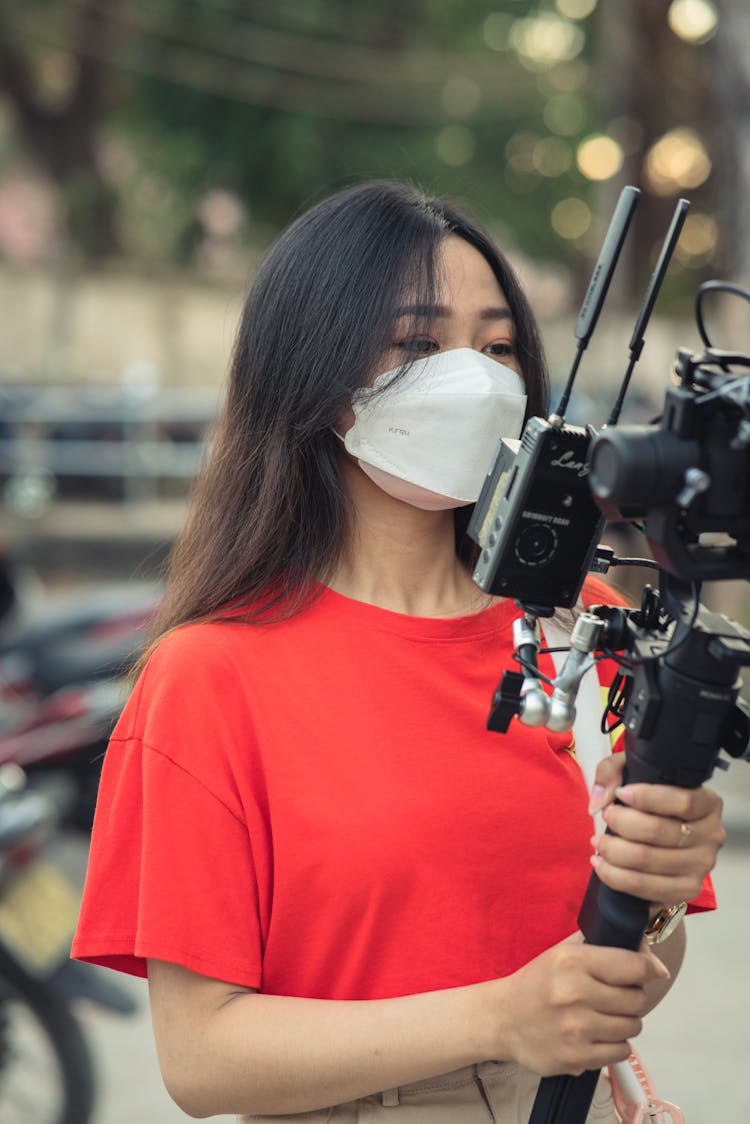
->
<box><xmin>101</xmin><ymin>0</ymin><xmax>600</xmax><ymax>263</ymax></box>
<box><xmin>0</xmin><ymin>0</ymin><xmax>723</xmax><ymax>287</ymax></box>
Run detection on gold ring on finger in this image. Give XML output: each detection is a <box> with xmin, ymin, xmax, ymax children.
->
<box><xmin>678</xmin><ymin>821</ymin><xmax>693</xmax><ymax>846</ymax></box>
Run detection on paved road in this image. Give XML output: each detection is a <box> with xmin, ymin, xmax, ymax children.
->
<box><xmin>635</xmin><ymin>762</ymin><xmax>750</xmax><ymax>1123</ymax></box>
<box><xmin>71</xmin><ymin>763</ymin><xmax>750</xmax><ymax>1124</ymax></box>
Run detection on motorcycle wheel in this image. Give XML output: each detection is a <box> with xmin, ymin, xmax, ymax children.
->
<box><xmin>0</xmin><ymin>953</ymin><xmax>96</xmax><ymax>1124</ymax></box>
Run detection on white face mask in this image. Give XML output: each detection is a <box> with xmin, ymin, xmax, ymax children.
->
<box><xmin>341</xmin><ymin>347</ymin><xmax>527</xmax><ymax>510</ymax></box>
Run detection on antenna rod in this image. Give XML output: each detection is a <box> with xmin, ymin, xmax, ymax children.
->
<box><xmin>553</xmin><ymin>185</ymin><xmax>641</xmax><ymax>420</ymax></box>
<box><xmin>607</xmin><ymin>198</ymin><xmax>690</xmax><ymax>426</ymax></box>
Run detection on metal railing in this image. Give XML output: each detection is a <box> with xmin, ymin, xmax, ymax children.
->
<box><xmin>0</xmin><ymin>383</ymin><xmax>221</xmax><ymax>513</ymax></box>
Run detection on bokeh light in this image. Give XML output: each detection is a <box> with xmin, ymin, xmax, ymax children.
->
<box><xmin>556</xmin><ymin>0</ymin><xmax>599</xmax><ymax>19</ymax></box>
<box><xmin>674</xmin><ymin>211</ymin><xmax>719</xmax><ymax>263</ymax></box>
<box><xmin>667</xmin><ymin>0</ymin><xmax>719</xmax><ymax>44</ymax></box>
<box><xmin>532</xmin><ymin>136</ymin><xmax>573</xmax><ymax>177</ymax></box>
<box><xmin>505</xmin><ymin>131</ymin><xmax>539</xmax><ymax>175</ymax></box>
<box><xmin>644</xmin><ymin>128</ymin><xmax>712</xmax><ymax>194</ymax></box>
<box><xmin>551</xmin><ymin>197</ymin><xmax>592</xmax><ymax>239</ymax></box>
<box><xmin>543</xmin><ymin>93</ymin><xmax>587</xmax><ymax>136</ymax></box>
<box><xmin>435</xmin><ymin>124</ymin><xmax>476</xmax><ymax>166</ymax></box>
<box><xmin>510</xmin><ymin>14</ymin><xmax>585</xmax><ymax>71</ymax></box>
<box><xmin>576</xmin><ymin>135</ymin><xmax>624</xmax><ymax>181</ymax></box>
<box><xmin>0</xmin><ymin>176</ymin><xmax>61</xmax><ymax>261</ymax></box>
<box><xmin>197</xmin><ymin>190</ymin><xmax>245</xmax><ymax>238</ymax></box>
<box><xmin>35</xmin><ymin>50</ymin><xmax>79</xmax><ymax>110</ymax></box>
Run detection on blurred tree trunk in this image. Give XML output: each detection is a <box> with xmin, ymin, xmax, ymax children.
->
<box><xmin>0</xmin><ymin>0</ymin><xmax>123</xmax><ymax>259</ymax></box>
<box><xmin>594</xmin><ymin>0</ymin><xmax>719</xmax><ymax>295</ymax></box>
<box><xmin>713</xmin><ymin>0</ymin><xmax>750</xmax><ymax>289</ymax></box>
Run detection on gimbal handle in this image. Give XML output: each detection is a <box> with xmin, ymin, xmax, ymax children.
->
<box><xmin>529</xmin><ymin>579</ymin><xmax>750</xmax><ymax>1124</ymax></box>
<box><xmin>527</xmin><ymin>790</ymin><xmax>651</xmax><ymax>1124</ymax></box>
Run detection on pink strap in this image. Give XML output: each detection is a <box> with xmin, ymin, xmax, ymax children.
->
<box><xmin>609</xmin><ymin>1050</ymin><xmax>685</xmax><ymax>1123</ymax></box>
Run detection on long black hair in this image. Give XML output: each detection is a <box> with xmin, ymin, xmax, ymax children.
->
<box><xmin>145</xmin><ymin>180</ymin><xmax>549</xmax><ymax>645</ymax></box>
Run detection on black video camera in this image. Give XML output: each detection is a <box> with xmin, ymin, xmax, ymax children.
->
<box><xmin>467</xmin><ymin>190</ymin><xmax>750</xmax><ymax>605</ymax></box>
<box><xmin>473</xmin><ymin>192</ymin><xmax>750</xmax><ymax>1124</ymax></box>
<box><xmin>590</xmin><ymin>331</ymin><xmax>750</xmax><ymax>583</ymax></box>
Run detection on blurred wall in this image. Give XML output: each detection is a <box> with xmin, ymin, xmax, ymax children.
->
<box><xmin>0</xmin><ymin>262</ymin><xmax>245</xmax><ymax>386</ymax></box>
<box><xmin>0</xmin><ymin>258</ymin><xmax>698</xmax><ymax>406</ymax></box>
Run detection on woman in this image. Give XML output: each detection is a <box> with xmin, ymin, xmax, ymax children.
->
<box><xmin>72</xmin><ymin>181</ymin><xmax>724</xmax><ymax>1123</ymax></box>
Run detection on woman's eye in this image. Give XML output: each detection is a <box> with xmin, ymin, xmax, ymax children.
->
<box><xmin>397</xmin><ymin>337</ymin><xmax>439</xmax><ymax>355</ymax></box>
<box><xmin>484</xmin><ymin>341</ymin><xmax>516</xmax><ymax>359</ymax></box>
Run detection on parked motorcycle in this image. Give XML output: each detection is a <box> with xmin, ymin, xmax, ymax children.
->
<box><xmin>0</xmin><ymin>763</ymin><xmax>137</xmax><ymax>1124</ymax></box>
<box><xmin>0</xmin><ymin>677</ymin><xmax>127</xmax><ymax>832</ymax></box>
<box><xmin>0</xmin><ymin>543</ymin><xmax>160</xmax><ymax>701</ymax></box>
<box><xmin>0</xmin><ymin>543</ymin><xmax>160</xmax><ymax>830</ymax></box>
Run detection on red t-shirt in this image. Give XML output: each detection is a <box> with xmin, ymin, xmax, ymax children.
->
<box><xmin>72</xmin><ymin>580</ymin><xmax>714</xmax><ymax>999</ymax></box>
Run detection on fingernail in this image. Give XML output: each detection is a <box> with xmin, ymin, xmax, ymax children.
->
<box><xmin>590</xmin><ymin>834</ymin><xmax>602</xmax><ymax>853</ymax></box>
<box><xmin>590</xmin><ymin>854</ymin><xmax>603</xmax><ymax>870</ymax></box>
<box><xmin>649</xmin><ymin>952</ymin><xmax>671</xmax><ymax>981</ymax></box>
<box><xmin>589</xmin><ymin>784</ymin><xmax>606</xmax><ymax>814</ymax></box>
<box><xmin>615</xmin><ymin>786</ymin><xmax>635</xmax><ymax>805</ymax></box>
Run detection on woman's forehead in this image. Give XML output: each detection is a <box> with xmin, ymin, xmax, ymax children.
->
<box><xmin>397</xmin><ymin>236</ymin><xmax>508</xmax><ymax>314</ymax></box>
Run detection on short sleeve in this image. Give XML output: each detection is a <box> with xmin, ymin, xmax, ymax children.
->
<box><xmin>71</xmin><ymin>639</ymin><xmax>266</xmax><ymax>987</ymax></box>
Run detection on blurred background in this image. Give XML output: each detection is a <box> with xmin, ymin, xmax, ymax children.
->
<box><xmin>1</xmin><ymin>0</ymin><xmax>749</xmax><ymax>593</ymax></box>
<box><xmin>0</xmin><ymin>1</ymin><xmax>748</xmax><ymax>1121</ymax></box>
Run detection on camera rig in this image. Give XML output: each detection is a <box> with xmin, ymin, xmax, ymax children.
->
<box><xmin>468</xmin><ymin>187</ymin><xmax>750</xmax><ymax>1124</ymax></box>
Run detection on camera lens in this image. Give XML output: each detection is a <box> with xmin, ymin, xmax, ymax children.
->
<box><xmin>590</xmin><ymin>428</ymin><xmax>701</xmax><ymax>521</ymax></box>
<box><xmin>515</xmin><ymin>523</ymin><xmax>558</xmax><ymax>566</ymax></box>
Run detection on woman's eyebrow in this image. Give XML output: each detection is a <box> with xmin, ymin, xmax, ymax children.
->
<box><xmin>480</xmin><ymin>306</ymin><xmax>514</xmax><ymax>323</ymax></box>
<box><xmin>396</xmin><ymin>303</ymin><xmax>514</xmax><ymax>322</ymax></box>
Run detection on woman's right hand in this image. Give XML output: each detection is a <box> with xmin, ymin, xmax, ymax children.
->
<box><xmin>147</xmin><ymin>937</ymin><xmax>671</xmax><ymax>1116</ymax></box>
<box><xmin>493</xmin><ymin>933</ymin><xmax>669</xmax><ymax>1077</ymax></box>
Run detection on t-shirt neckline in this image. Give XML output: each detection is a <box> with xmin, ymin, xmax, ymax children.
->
<box><xmin>316</xmin><ymin>584</ymin><xmax>517</xmax><ymax>641</ymax></box>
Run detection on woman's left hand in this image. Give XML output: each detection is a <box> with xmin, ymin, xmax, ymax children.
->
<box><xmin>588</xmin><ymin>753</ymin><xmax>726</xmax><ymax>906</ymax></box>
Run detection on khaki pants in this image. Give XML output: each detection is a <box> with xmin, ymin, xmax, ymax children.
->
<box><xmin>237</xmin><ymin>1062</ymin><xmax>619</xmax><ymax>1123</ymax></box>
